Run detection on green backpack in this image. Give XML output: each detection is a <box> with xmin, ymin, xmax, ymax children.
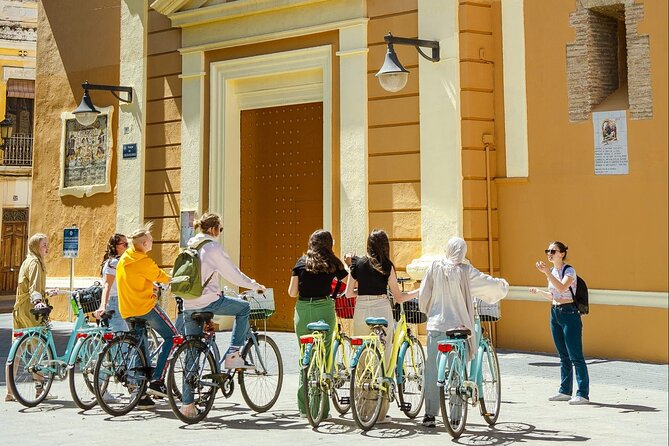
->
<box><xmin>171</xmin><ymin>239</ymin><xmax>215</xmax><ymax>300</ymax></box>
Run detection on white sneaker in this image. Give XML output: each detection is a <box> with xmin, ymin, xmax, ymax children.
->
<box><xmin>224</xmin><ymin>351</ymin><xmax>254</xmax><ymax>369</ymax></box>
<box><xmin>569</xmin><ymin>396</ymin><xmax>590</xmax><ymax>405</ymax></box>
<box><xmin>102</xmin><ymin>392</ymin><xmax>118</xmax><ymax>403</ymax></box>
<box><xmin>548</xmin><ymin>393</ymin><xmax>571</xmax><ymax>401</ymax></box>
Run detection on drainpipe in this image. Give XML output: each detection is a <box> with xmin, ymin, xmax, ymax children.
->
<box><xmin>482</xmin><ymin>134</ymin><xmax>495</xmax><ymax>276</ymax></box>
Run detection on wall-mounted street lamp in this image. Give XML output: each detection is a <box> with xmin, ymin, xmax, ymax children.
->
<box><xmin>0</xmin><ymin>115</ymin><xmax>13</xmax><ymax>164</ymax></box>
<box><xmin>376</xmin><ymin>32</ymin><xmax>440</xmax><ymax>92</ymax></box>
<box><xmin>72</xmin><ymin>81</ymin><xmax>133</xmax><ymax>126</ymax></box>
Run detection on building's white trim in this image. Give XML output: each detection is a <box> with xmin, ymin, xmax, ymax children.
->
<box><xmin>116</xmin><ymin>0</ymin><xmax>148</xmax><ymax>234</ymax></box>
<box><xmin>209</xmin><ymin>45</ymin><xmax>333</xmax><ymax>265</ymax></box>
<box><xmin>501</xmin><ymin>0</ymin><xmax>529</xmax><ymax>178</ymax></box>
<box><xmin>338</xmin><ymin>23</ymin><xmax>368</xmax><ymax>257</ymax></box>
<box><xmin>178</xmin><ymin>18</ymin><xmax>368</xmax><ymax>54</ymax></box>
<box><xmin>507</xmin><ymin>286</ymin><xmax>668</xmax><ymax>309</ymax></box>
<box><xmin>418</xmin><ymin>0</ymin><xmax>463</xmax><ymax>256</ymax></box>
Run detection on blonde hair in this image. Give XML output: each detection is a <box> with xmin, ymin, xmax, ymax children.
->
<box><xmin>129</xmin><ymin>222</ymin><xmax>154</xmax><ymax>248</ymax></box>
<box><xmin>195</xmin><ymin>212</ymin><xmax>221</xmax><ymax>234</ymax></box>
<box><xmin>27</xmin><ymin>233</ymin><xmax>48</xmax><ymax>272</ymax></box>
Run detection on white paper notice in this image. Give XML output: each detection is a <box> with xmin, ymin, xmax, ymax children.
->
<box><xmin>593</xmin><ymin>110</ymin><xmax>628</xmax><ymax>175</ymax></box>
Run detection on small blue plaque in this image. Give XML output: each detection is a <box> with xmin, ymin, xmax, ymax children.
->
<box><xmin>63</xmin><ymin>227</ymin><xmax>79</xmax><ymax>258</ymax></box>
<box><xmin>123</xmin><ymin>143</ymin><xmax>138</xmax><ymax>159</ymax></box>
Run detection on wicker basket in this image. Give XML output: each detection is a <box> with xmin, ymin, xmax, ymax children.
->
<box><xmin>75</xmin><ymin>283</ymin><xmax>103</xmax><ymax>313</ymax></box>
<box><xmin>243</xmin><ymin>289</ymin><xmax>275</xmax><ymax>320</ymax></box>
<box><xmin>476</xmin><ymin>298</ymin><xmax>501</xmax><ymax>322</ymax></box>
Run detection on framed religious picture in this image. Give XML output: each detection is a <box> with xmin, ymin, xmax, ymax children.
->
<box><xmin>59</xmin><ymin>106</ymin><xmax>114</xmax><ymax>197</ymax></box>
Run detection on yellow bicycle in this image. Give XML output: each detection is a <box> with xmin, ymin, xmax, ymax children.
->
<box><xmin>349</xmin><ymin>300</ymin><xmax>426</xmax><ymax>430</ymax></box>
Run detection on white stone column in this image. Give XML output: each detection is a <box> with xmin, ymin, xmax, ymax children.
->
<box><xmin>337</xmin><ymin>23</ymin><xmax>369</xmax><ymax>257</ymax></box>
<box><xmin>418</xmin><ymin>0</ymin><xmax>462</xmax><ymax>256</ymax></box>
<box><xmin>180</xmin><ymin>51</ymin><xmax>206</xmax><ymax>214</ymax></box>
<box><xmin>116</xmin><ymin>0</ymin><xmax>148</xmax><ymax>234</ymax></box>
<box><xmin>501</xmin><ymin>0</ymin><xmax>529</xmax><ymax>177</ymax></box>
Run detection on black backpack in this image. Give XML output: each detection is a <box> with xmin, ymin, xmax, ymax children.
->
<box><xmin>560</xmin><ymin>264</ymin><xmax>589</xmax><ymax>315</ymax></box>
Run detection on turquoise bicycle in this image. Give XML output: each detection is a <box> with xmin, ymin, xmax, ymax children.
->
<box><xmin>6</xmin><ymin>287</ymin><xmax>110</xmax><ymax>408</ymax></box>
<box><xmin>436</xmin><ymin>301</ymin><xmax>501</xmax><ymax>438</ymax></box>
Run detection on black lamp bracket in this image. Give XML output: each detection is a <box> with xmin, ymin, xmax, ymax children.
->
<box><xmin>82</xmin><ymin>81</ymin><xmax>133</xmax><ymax>103</ymax></box>
<box><xmin>384</xmin><ymin>33</ymin><xmax>440</xmax><ymax>63</ymax></box>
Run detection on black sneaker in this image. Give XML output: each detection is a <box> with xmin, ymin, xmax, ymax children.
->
<box><xmin>147</xmin><ymin>380</ymin><xmax>167</xmax><ymax>398</ymax></box>
<box><xmin>422</xmin><ymin>415</ymin><xmax>436</xmax><ymax>428</ymax></box>
<box><xmin>136</xmin><ymin>395</ymin><xmax>156</xmax><ymax>410</ymax></box>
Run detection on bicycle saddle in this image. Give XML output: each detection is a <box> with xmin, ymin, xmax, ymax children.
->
<box><xmin>101</xmin><ymin>310</ymin><xmax>115</xmax><ymax>320</ymax></box>
<box><xmin>30</xmin><ymin>306</ymin><xmax>53</xmax><ymax>316</ymax></box>
<box><xmin>445</xmin><ymin>328</ymin><xmax>471</xmax><ymax>339</ymax></box>
<box><xmin>126</xmin><ymin>316</ymin><xmax>148</xmax><ymax>325</ymax></box>
<box><xmin>306</xmin><ymin>320</ymin><xmax>330</xmax><ymax>332</ymax></box>
<box><xmin>365</xmin><ymin>317</ymin><xmax>388</xmax><ymax>328</ymax></box>
<box><xmin>191</xmin><ymin>312</ymin><xmax>214</xmax><ymax>324</ymax></box>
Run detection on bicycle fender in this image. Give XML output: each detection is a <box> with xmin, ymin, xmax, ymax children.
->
<box><xmin>437</xmin><ymin>351</ymin><xmax>448</xmax><ymax>383</ymax></box>
<box><xmin>395</xmin><ymin>341</ymin><xmax>409</xmax><ymax>384</ymax></box>
<box><xmin>301</xmin><ymin>343</ymin><xmax>313</xmax><ymax>367</ymax></box>
<box><xmin>7</xmin><ymin>330</ymin><xmax>52</xmax><ymax>366</ymax></box>
<box><xmin>350</xmin><ymin>343</ymin><xmax>366</xmax><ymax>368</ymax></box>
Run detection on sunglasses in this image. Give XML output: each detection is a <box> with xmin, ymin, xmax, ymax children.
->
<box><xmin>544</xmin><ymin>249</ymin><xmax>560</xmax><ymax>255</ymax></box>
<box><xmin>117</xmin><ymin>242</ymin><xmax>129</xmax><ymax>248</ymax></box>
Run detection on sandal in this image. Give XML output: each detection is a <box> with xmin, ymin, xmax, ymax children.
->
<box><xmin>179</xmin><ymin>403</ymin><xmax>201</xmax><ymax>418</ymax></box>
<box><xmin>5</xmin><ymin>394</ymin><xmax>15</xmax><ymax>402</ymax></box>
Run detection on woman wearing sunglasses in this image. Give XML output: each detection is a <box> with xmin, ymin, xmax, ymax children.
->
<box><xmin>94</xmin><ymin>234</ymin><xmax>130</xmax><ymax>333</ymax></box>
<box><xmin>530</xmin><ymin>241</ymin><xmax>589</xmax><ymax>405</ymax></box>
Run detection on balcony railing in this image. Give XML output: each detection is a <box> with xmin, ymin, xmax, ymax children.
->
<box><xmin>2</xmin><ymin>134</ymin><xmax>33</xmax><ymax>167</ymax></box>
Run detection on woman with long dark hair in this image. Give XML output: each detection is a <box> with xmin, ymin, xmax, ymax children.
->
<box><xmin>94</xmin><ymin>233</ymin><xmax>130</xmax><ymax>332</ymax></box>
<box><xmin>288</xmin><ymin>229</ymin><xmax>348</xmax><ymax>418</ymax></box>
<box><xmin>344</xmin><ymin>229</ymin><xmax>417</xmax><ymax>423</ymax></box>
<box><xmin>530</xmin><ymin>240</ymin><xmax>589</xmax><ymax>405</ymax></box>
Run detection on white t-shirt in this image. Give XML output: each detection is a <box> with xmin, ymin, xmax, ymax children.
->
<box><xmin>102</xmin><ymin>258</ymin><xmax>119</xmax><ymax>297</ymax></box>
<box><xmin>549</xmin><ymin>265</ymin><xmax>576</xmax><ymax>301</ymax></box>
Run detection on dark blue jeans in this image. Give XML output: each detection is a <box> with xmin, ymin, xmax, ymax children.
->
<box><xmin>550</xmin><ymin>304</ymin><xmax>589</xmax><ymax>399</ymax></box>
<box><xmin>131</xmin><ymin>305</ymin><xmax>178</xmax><ymax>382</ymax></box>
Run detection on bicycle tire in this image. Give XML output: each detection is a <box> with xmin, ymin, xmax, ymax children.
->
<box><xmin>440</xmin><ymin>351</ymin><xmax>468</xmax><ymax>438</ymax></box>
<box><xmin>303</xmin><ymin>342</ymin><xmax>327</xmax><ymax>427</ymax></box>
<box><xmin>350</xmin><ymin>345</ymin><xmax>384</xmax><ymax>431</ymax></box>
<box><xmin>69</xmin><ymin>333</ymin><xmax>104</xmax><ymax>410</ymax></box>
<box><xmin>331</xmin><ymin>335</ymin><xmax>352</xmax><ymax>415</ymax></box>
<box><xmin>239</xmin><ymin>334</ymin><xmax>283</xmax><ymax>412</ymax></box>
<box><xmin>166</xmin><ymin>339</ymin><xmax>218</xmax><ymax>424</ymax></box>
<box><xmin>479</xmin><ymin>341</ymin><xmax>501</xmax><ymax>425</ymax></box>
<box><xmin>94</xmin><ymin>336</ymin><xmax>148</xmax><ymax>416</ymax></box>
<box><xmin>7</xmin><ymin>333</ymin><xmax>55</xmax><ymax>408</ymax></box>
<box><xmin>397</xmin><ymin>336</ymin><xmax>425</xmax><ymax>419</ymax></box>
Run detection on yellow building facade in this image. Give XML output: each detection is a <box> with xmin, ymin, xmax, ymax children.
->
<box><xmin>32</xmin><ymin>0</ymin><xmax>667</xmax><ymax>362</ymax></box>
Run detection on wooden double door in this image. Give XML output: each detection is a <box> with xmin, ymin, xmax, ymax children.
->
<box><xmin>240</xmin><ymin>102</ymin><xmax>323</xmax><ymax>331</ymax></box>
<box><xmin>0</xmin><ymin>208</ymin><xmax>28</xmax><ymax>294</ymax></box>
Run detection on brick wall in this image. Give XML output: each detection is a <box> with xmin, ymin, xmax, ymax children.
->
<box><xmin>566</xmin><ymin>0</ymin><xmax>652</xmax><ymax>121</ymax></box>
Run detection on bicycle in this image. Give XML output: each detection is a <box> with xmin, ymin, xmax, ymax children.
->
<box><xmin>299</xmin><ymin>296</ymin><xmax>354</xmax><ymax>427</ymax></box>
<box><xmin>92</xmin><ymin>284</ymin><xmax>176</xmax><ymax>416</ymax></box>
<box><xmin>6</xmin><ymin>286</ymin><xmax>111</xmax><ymax>408</ymax></box>
<box><xmin>436</xmin><ymin>300</ymin><xmax>501</xmax><ymax>438</ymax></box>
<box><xmin>165</xmin><ymin>289</ymin><xmax>284</xmax><ymax>424</ymax></box>
<box><xmin>349</xmin><ymin>299</ymin><xmax>426</xmax><ymax>430</ymax></box>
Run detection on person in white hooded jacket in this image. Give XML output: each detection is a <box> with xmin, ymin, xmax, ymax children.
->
<box><xmin>179</xmin><ymin>213</ymin><xmax>265</xmax><ymax>417</ymax></box>
<box><xmin>417</xmin><ymin>237</ymin><xmax>509</xmax><ymax>428</ymax></box>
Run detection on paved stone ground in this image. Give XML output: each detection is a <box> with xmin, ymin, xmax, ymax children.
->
<box><xmin>1</xmin><ymin>314</ymin><xmax>667</xmax><ymax>445</ymax></box>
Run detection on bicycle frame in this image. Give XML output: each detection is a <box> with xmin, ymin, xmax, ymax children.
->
<box><xmin>300</xmin><ymin>320</ymin><xmax>343</xmax><ymax>375</ymax></box>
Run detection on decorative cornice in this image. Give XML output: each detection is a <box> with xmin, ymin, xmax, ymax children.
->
<box><xmin>507</xmin><ymin>286</ymin><xmax>668</xmax><ymax>309</ymax></box>
<box><xmin>150</xmin><ymin>0</ymin><xmax>190</xmax><ymax>15</ymax></box>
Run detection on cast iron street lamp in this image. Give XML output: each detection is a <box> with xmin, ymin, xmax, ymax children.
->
<box><xmin>72</xmin><ymin>81</ymin><xmax>133</xmax><ymax>126</ymax></box>
<box><xmin>0</xmin><ymin>115</ymin><xmax>14</xmax><ymax>164</ymax></box>
<box><xmin>376</xmin><ymin>32</ymin><xmax>440</xmax><ymax>92</ymax></box>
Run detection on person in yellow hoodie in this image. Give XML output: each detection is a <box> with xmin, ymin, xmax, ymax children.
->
<box><xmin>117</xmin><ymin>222</ymin><xmax>176</xmax><ymax>409</ymax></box>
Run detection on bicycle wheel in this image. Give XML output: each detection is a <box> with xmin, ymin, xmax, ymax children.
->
<box><xmin>7</xmin><ymin>333</ymin><xmax>55</xmax><ymax>408</ymax></box>
<box><xmin>94</xmin><ymin>336</ymin><xmax>148</xmax><ymax>416</ymax></box>
<box><xmin>331</xmin><ymin>335</ymin><xmax>352</xmax><ymax>415</ymax></box>
<box><xmin>69</xmin><ymin>333</ymin><xmax>104</xmax><ymax>410</ymax></box>
<box><xmin>239</xmin><ymin>334</ymin><xmax>283</xmax><ymax>412</ymax></box>
<box><xmin>479</xmin><ymin>341</ymin><xmax>501</xmax><ymax>425</ymax></box>
<box><xmin>350</xmin><ymin>345</ymin><xmax>384</xmax><ymax>431</ymax></box>
<box><xmin>302</xmin><ymin>342</ymin><xmax>327</xmax><ymax>427</ymax></box>
<box><xmin>166</xmin><ymin>339</ymin><xmax>218</xmax><ymax>424</ymax></box>
<box><xmin>440</xmin><ymin>351</ymin><xmax>468</xmax><ymax>438</ymax></box>
<box><xmin>397</xmin><ymin>337</ymin><xmax>425</xmax><ymax>419</ymax></box>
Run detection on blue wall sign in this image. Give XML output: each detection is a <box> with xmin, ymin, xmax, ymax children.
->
<box><xmin>63</xmin><ymin>227</ymin><xmax>79</xmax><ymax>258</ymax></box>
<box><xmin>123</xmin><ymin>143</ymin><xmax>138</xmax><ymax>159</ymax></box>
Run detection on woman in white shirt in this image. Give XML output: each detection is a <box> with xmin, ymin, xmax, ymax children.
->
<box><xmin>418</xmin><ymin>237</ymin><xmax>509</xmax><ymax>428</ymax></box>
<box><xmin>530</xmin><ymin>241</ymin><xmax>589</xmax><ymax>405</ymax></box>
<box><xmin>94</xmin><ymin>234</ymin><xmax>130</xmax><ymax>332</ymax></box>
<box><xmin>179</xmin><ymin>213</ymin><xmax>265</xmax><ymax>417</ymax></box>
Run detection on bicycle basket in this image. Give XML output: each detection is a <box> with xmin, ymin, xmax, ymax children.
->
<box><xmin>476</xmin><ymin>298</ymin><xmax>501</xmax><ymax>322</ymax></box>
<box><xmin>244</xmin><ymin>288</ymin><xmax>275</xmax><ymax>320</ymax></box>
<box><xmin>392</xmin><ymin>298</ymin><xmax>427</xmax><ymax>324</ymax></box>
<box><xmin>75</xmin><ymin>282</ymin><xmax>103</xmax><ymax>313</ymax></box>
<box><xmin>334</xmin><ymin>295</ymin><xmax>355</xmax><ymax>319</ymax></box>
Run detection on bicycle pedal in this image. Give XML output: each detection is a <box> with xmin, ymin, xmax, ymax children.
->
<box><xmin>202</xmin><ymin>373</ymin><xmax>229</xmax><ymax>384</ymax></box>
<box><xmin>400</xmin><ymin>402</ymin><xmax>412</xmax><ymax>411</ymax></box>
<box><xmin>339</xmin><ymin>397</ymin><xmax>350</xmax><ymax>405</ymax></box>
